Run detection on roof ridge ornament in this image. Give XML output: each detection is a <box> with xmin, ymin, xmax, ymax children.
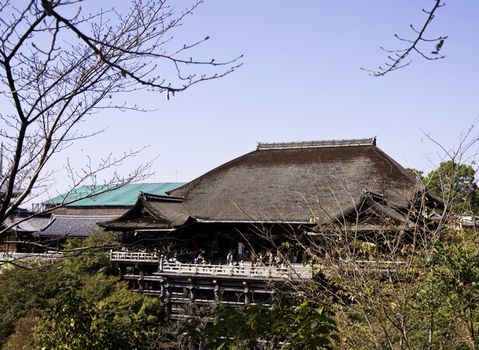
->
<box><xmin>256</xmin><ymin>137</ymin><xmax>376</xmax><ymax>150</ymax></box>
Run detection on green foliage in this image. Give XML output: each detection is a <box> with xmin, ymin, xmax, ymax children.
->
<box><xmin>423</xmin><ymin>229</ymin><xmax>479</xmax><ymax>349</ymax></box>
<box><xmin>2</xmin><ymin>308</ymin><xmax>42</xmax><ymax>350</ymax></box>
<box><xmin>35</xmin><ymin>284</ymin><xmax>94</xmax><ymax>349</ymax></box>
<box><xmin>406</xmin><ymin>167</ymin><xmax>425</xmax><ymax>181</ymax></box>
<box><xmin>0</xmin><ymin>232</ymin><xmax>166</xmax><ymax>350</ymax></box>
<box><xmin>61</xmin><ymin>230</ymin><xmax>118</xmax><ymax>276</ymax></box>
<box><xmin>0</xmin><ymin>265</ymin><xmax>59</xmax><ymax>348</ymax></box>
<box><xmin>406</xmin><ymin>161</ymin><xmax>479</xmax><ymax>213</ymax></box>
<box><xmin>184</xmin><ymin>297</ymin><xmax>338</xmax><ymax>349</ymax></box>
<box><xmin>34</xmin><ymin>276</ymin><xmax>164</xmax><ymax>350</ymax></box>
<box><xmin>425</xmin><ymin>160</ymin><xmax>479</xmax><ymax>213</ymax></box>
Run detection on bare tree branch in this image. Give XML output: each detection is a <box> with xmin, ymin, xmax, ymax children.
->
<box><xmin>363</xmin><ymin>0</ymin><xmax>447</xmax><ymax>76</ymax></box>
<box><xmin>0</xmin><ymin>0</ymin><xmax>241</xmax><ymax>235</ymax></box>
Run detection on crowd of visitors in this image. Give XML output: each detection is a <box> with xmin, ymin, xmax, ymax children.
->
<box><xmin>133</xmin><ymin>242</ymin><xmax>291</xmax><ymax>269</ymax></box>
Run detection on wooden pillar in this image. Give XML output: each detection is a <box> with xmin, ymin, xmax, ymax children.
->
<box><xmin>138</xmin><ymin>270</ymin><xmax>144</xmax><ymax>292</ymax></box>
<box><xmin>243</xmin><ymin>281</ymin><xmax>250</xmax><ymax>305</ymax></box>
<box><xmin>165</xmin><ymin>283</ymin><xmax>171</xmax><ymax>302</ymax></box>
<box><xmin>165</xmin><ymin>302</ymin><xmax>172</xmax><ymax>321</ymax></box>
<box><xmin>164</xmin><ymin>282</ymin><xmax>172</xmax><ymax>321</ymax></box>
<box><xmin>160</xmin><ymin>280</ymin><xmax>165</xmax><ymax>298</ymax></box>
<box><xmin>189</xmin><ymin>280</ymin><xmax>195</xmax><ymax>301</ymax></box>
<box><xmin>117</xmin><ymin>266</ymin><xmax>124</xmax><ymax>280</ymax></box>
<box><xmin>159</xmin><ymin>254</ymin><xmax>164</xmax><ymax>272</ymax></box>
<box><xmin>214</xmin><ymin>280</ymin><xmax>221</xmax><ymax>303</ymax></box>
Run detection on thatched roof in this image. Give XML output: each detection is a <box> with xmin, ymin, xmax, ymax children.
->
<box><xmin>104</xmin><ymin>138</ymin><xmax>429</xmax><ymax>230</ymax></box>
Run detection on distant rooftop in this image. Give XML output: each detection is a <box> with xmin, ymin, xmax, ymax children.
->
<box><xmin>38</xmin><ymin>215</ymin><xmax>107</xmax><ymax>237</ymax></box>
<box><xmin>43</xmin><ymin>182</ymin><xmax>186</xmax><ymax>207</ymax></box>
<box><xmin>257</xmin><ymin>138</ymin><xmax>376</xmax><ymax>150</ymax></box>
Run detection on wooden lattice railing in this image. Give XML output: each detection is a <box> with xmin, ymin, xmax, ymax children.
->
<box><xmin>110</xmin><ymin>251</ymin><xmax>313</xmax><ymax>279</ymax></box>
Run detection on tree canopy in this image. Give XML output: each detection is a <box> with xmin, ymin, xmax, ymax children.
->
<box><xmin>425</xmin><ymin>160</ymin><xmax>479</xmax><ymax>214</ymax></box>
<box><xmin>0</xmin><ymin>233</ymin><xmax>167</xmax><ymax>349</ymax></box>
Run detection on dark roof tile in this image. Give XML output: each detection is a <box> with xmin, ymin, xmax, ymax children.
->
<box><xmin>38</xmin><ymin>215</ymin><xmax>113</xmax><ymax>237</ymax></box>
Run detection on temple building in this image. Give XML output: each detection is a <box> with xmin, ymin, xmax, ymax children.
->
<box><xmin>104</xmin><ymin>138</ymin><xmax>442</xmax><ymax>318</ymax></box>
<box><xmin>104</xmin><ymin>138</ymin><xmax>440</xmax><ymax>261</ymax></box>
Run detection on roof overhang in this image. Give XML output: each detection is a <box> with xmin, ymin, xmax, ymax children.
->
<box><xmin>193</xmin><ymin>217</ymin><xmax>313</xmax><ymax>225</ymax></box>
<box><xmin>134</xmin><ymin>228</ymin><xmax>177</xmax><ymax>234</ymax></box>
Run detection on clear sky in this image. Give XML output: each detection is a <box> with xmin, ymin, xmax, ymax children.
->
<box><xmin>43</xmin><ymin>0</ymin><xmax>479</xmax><ymax>197</ymax></box>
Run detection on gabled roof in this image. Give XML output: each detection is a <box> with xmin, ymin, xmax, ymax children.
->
<box><xmin>43</xmin><ymin>182</ymin><xmax>186</xmax><ymax>207</ymax></box>
<box><xmin>102</xmin><ymin>193</ymin><xmax>190</xmax><ymax>230</ymax></box>
<box><xmin>321</xmin><ymin>190</ymin><xmax>414</xmax><ymax>230</ymax></box>
<box><xmin>104</xmin><ymin>138</ymin><xmax>426</xmax><ymax>230</ymax></box>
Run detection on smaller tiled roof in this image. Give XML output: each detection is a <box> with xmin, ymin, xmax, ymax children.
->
<box><xmin>38</xmin><ymin>215</ymin><xmax>114</xmax><ymax>238</ymax></box>
<box><xmin>324</xmin><ymin>190</ymin><xmax>409</xmax><ymax>227</ymax></box>
<box><xmin>101</xmin><ymin>193</ymin><xmax>191</xmax><ymax>230</ymax></box>
<box><xmin>3</xmin><ymin>215</ymin><xmax>53</xmax><ymax>233</ymax></box>
<box><xmin>43</xmin><ymin>182</ymin><xmax>185</xmax><ymax>207</ymax></box>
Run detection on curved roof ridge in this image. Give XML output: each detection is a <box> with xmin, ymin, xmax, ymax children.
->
<box><xmin>257</xmin><ymin>137</ymin><xmax>376</xmax><ymax>150</ymax></box>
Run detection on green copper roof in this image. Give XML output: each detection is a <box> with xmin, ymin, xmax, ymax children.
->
<box><xmin>44</xmin><ymin>182</ymin><xmax>185</xmax><ymax>207</ymax></box>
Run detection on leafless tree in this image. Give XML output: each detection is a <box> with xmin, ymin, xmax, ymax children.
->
<box><xmin>0</xmin><ymin>0</ymin><xmax>242</xmax><ymax>234</ymax></box>
<box><xmin>258</xmin><ymin>128</ymin><xmax>479</xmax><ymax>349</ymax></box>
<box><xmin>363</xmin><ymin>0</ymin><xmax>447</xmax><ymax>76</ymax></box>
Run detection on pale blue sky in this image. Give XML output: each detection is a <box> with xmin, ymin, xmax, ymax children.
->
<box><xmin>45</xmin><ymin>0</ymin><xmax>479</xmax><ymax>196</ymax></box>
